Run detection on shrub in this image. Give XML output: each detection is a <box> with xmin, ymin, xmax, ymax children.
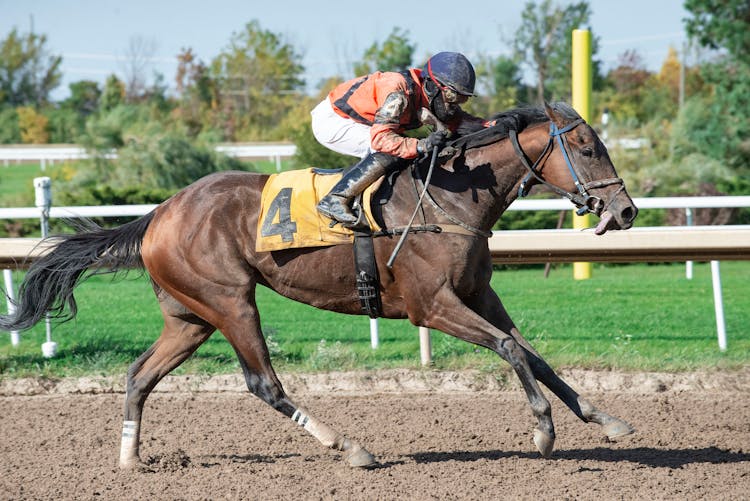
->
<box><xmin>0</xmin><ymin>106</ymin><xmax>20</xmax><ymax>143</ymax></box>
<box><xmin>16</xmin><ymin>106</ymin><xmax>49</xmax><ymax>144</ymax></box>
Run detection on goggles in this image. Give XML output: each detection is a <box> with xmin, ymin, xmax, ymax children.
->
<box><xmin>427</xmin><ymin>60</ymin><xmax>471</xmax><ymax>104</ymax></box>
<box><xmin>441</xmin><ymin>86</ymin><xmax>469</xmax><ymax>104</ymax></box>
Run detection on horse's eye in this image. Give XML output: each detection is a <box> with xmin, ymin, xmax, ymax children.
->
<box><xmin>581</xmin><ymin>148</ymin><xmax>594</xmax><ymax>157</ymax></box>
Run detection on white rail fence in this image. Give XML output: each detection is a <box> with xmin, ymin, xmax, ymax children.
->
<box><xmin>0</xmin><ymin>143</ymin><xmax>297</xmax><ymax>172</ymax></box>
<box><xmin>1</xmin><ymin>181</ymin><xmax>749</xmax><ymax>360</ymax></box>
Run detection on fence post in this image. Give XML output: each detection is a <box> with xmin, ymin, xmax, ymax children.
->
<box><xmin>33</xmin><ymin>177</ymin><xmax>57</xmax><ymax>358</ymax></box>
<box><xmin>3</xmin><ymin>269</ymin><xmax>19</xmax><ymax>346</ymax></box>
<box><xmin>710</xmin><ymin>260</ymin><xmax>727</xmax><ymax>351</ymax></box>
<box><xmin>369</xmin><ymin>318</ymin><xmax>379</xmax><ymax>349</ymax></box>
<box><xmin>572</xmin><ymin>28</ymin><xmax>593</xmax><ymax>280</ymax></box>
<box><xmin>419</xmin><ymin>327</ymin><xmax>432</xmax><ymax>366</ymax></box>
<box><xmin>685</xmin><ymin>208</ymin><xmax>694</xmax><ymax>279</ymax></box>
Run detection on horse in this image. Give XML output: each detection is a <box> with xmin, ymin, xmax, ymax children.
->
<box><xmin>1</xmin><ymin>102</ymin><xmax>638</xmax><ymax>469</ymax></box>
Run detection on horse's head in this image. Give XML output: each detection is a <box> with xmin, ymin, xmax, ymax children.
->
<box><xmin>514</xmin><ymin>103</ymin><xmax>638</xmax><ymax>234</ymax></box>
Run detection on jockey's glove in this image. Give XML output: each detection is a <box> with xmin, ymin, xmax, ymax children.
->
<box><xmin>417</xmin><ymin>130</ymin><xmax>450</xmax><ymax>155</ymax></box>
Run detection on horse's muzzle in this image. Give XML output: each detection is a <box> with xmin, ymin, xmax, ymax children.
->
<box><xmin>594</xmin><ymin>203</ymin><xmax>638</xmax><ymax>235</ymax></box>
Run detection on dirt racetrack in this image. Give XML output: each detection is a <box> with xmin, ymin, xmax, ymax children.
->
<box><xmin>1</xmin><ymin>370</ymin><xmax>749</xmax><ymax>500</ymax></box>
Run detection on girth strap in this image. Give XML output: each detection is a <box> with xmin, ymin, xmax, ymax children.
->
<box><xmin>353</xmin><ymin>230</ymin><xmax>382</xmax><ymax>318</ymax></box>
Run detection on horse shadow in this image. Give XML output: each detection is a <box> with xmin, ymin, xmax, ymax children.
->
<box><xmin>197</xmin><ymin>452</ymin><xmax>302</xmax><ymax>468</ymax></box>
<box><xmin>408</xmin><ymin>446</ymin><xmax>750</xmax><ymax>469</ymax></box>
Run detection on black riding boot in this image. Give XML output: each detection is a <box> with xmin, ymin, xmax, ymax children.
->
<box><xmin>317</xmin><ymin>152</ymin><xmax>399</xmax><ymax>226</ymax></box>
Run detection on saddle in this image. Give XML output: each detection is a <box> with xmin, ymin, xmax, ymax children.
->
<box><xmin>255</xmin><ymin>167</ymin><xmax>385</xmax><ymax>318</ymax></box>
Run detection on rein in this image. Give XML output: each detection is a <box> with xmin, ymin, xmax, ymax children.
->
<box><xmin>512</xmin><ymin>119</ymin><xmax>624</xmax><ymax>216</ymax></box>
<box><xmin>384</xmin><ymin>145</ymin><xmax>491</xmax><ymax>268</ymax></box>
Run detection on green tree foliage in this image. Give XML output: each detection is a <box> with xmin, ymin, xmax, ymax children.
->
<box><xmin>175</xmin><ymin>47</ymin><xmax>216</xmax><ymax>138</ymax></box>
<box><xmin>210</xmin><ymin>20</ymin><xmax>305</xmax><ymax>140</ymax></box>
<box><xmin>64</xmin><ymin>121</ymin><xmax>253</xmax><ymax>206</ymax></box>
<box><xmin>600</xmin><ymin>50</ymin><xmax>652</xmax><ymax>123</ymax></box>
<box><xmin>673</xmin><ymin>62</ymin><xmax>750</xmax><ymax>174</ymax></box>
<box><xmin>0</xmin><ymin>28</ymin><xmax>62</xmax><ymax>106</ymax></box>
<box><xmin>42</xmin><ymin>80</ymin><xmax>103</xmax><ymax>143</ymax></box>
<box><xmin>684</xmin><ymin>0</ymin><xmax>750</xmax><ymax>64</ymax></box>
<box><xmin>64</xmin><ymin>80</ymin><xmax>101</xmax><ymax>116</ymax></box>
<box><xmin>352</xmin><ymin>27</ymin><xmax>415</xmax><ymax>76</ymax></box>
<box><xmin>514</xmin><ymin>0</ymin><xmax>598</xmax><ymax>103</ymax></box>
<box><xmin>0</xmin><ymin>106</ymin><xmax>20</xmax><ymax>143</ymax></box>
<box><xmin>470</xmin><ymin>54</ymin><xmax>526</xmax><ymax>116</ymax></box>
<box><xmin>679</xmin><ymin>0</ymin><xmax>750</xmax><ymax>201</ymax></box>
<box><xmin>45</xmin><ymin>107</ymin><xmax>81</xmax><ymax>143</ymax></box>
<box><xmin>99</xmin><ymin>74</ymin><xmax>125</xmax><ymax>112</ymax></box>
<box><xmin>16</xmin><ymin>105</ymin><xmax>48</xmax><ymax>143</ymax></box>
<box><xmin>597</xmin><ymin>49</ymin><xmax>695</xmax><ymax>126</ymax></box>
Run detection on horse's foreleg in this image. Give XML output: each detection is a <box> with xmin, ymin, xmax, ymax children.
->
<box><xmin>508</xmin><ymin>325</ymin><xmax>635</xmax><ymax>438</ymax></box>
<box><xmin>423</xmin><ymin>288</ymin><xmax>556</xmax><ymax>458</ymax></box>
<box><xmin>468</xmin><ymin>287</ymin><xmax>634</xmax><ymax>440</ymax></box>
<box><xmin>120</xmin><ymin>301</ymin><xmax>214</xmax><ymax>469</ymax></box>
<box><xmin>218</xmin><ymin>298</ymin><xmax>377</xmax><ymax>468</ymax></box>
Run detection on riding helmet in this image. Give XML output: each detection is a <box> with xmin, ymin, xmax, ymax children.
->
<box><xmin>422</xmin><ymin>52</ymin><xmax>476</xmax><ymax>96</ymax></box>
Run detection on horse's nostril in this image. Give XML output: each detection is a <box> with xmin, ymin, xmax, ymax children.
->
<box><xmin>621</xmin><ymin>206</ymin><xmax>636</xmax><ymax>223</ymax></box>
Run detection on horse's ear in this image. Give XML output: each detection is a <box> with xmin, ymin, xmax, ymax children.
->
<box><xmin>543</xmin><ymin>101</ymin><xmax>565</xmax><ymax>127</ymax></box>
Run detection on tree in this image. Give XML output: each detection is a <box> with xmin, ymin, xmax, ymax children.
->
<box><xmin>684</xmin><ymin>0</ymin><xmax>750</xmax><ymax>64</ymax></box>
<box><xmin>681</xmin><ymin>1</ymin><xmax>750</xmax><ymax>177</ymax></box>
<box><xmin>352</xmin><ymin>27</ymin><xmax>415</xmax><ymax>76</ymax></box>
<box><xmin>513</xmin><ymin>0</ymin><xmax>598</xmax><ymax>103</ymax></box>
<box><xmin>472</xmin><ymin>54</ymin><xmax>525</xmax><ymax>115</ymax></box>
<box><xmin>16</xmin><ymin>105</ymin><xmax>48</xmax><ymax>143</ymax></box>
<box><xmin>100</xmin><ymin>74</ymin><xmax>125</xmax><ymax>112</ymax></box>
<box><xmin>0</xmin><ymin>28</ymin><xmax>62</xmax><ymax>106</ymax></box>
<box><xmin>657</xmin><ymin>47</ymin><xmax>682</xmax><ymax>105</ymax></box>
<box><xmin>175</xmin><ymin>48</ymin><xmax>216</xmax><ymax>137</ymax></box>
<box><xmin>0</xmin><ymin>107</ymin><xmax>20</xmax><ymax>143</ymax></box>
<box><xmin>63</xmin><ymin>80</ymin><xmax>101</xmax><ymax>116</ymax></box>
<box><xmin>211</xmin><ymin>20</ymin><xmax>305</xmax><ymax>140</ymax></box>
<box><xmin>119</xmin><ymin>35</ymin><xmax>157</xmax><ymax>102</ymax></box>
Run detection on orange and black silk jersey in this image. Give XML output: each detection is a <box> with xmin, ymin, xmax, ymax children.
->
<box><xmin>328</xmin><ymin>68</ymin><xmax>480</xmax><ymax>159</ymax></box>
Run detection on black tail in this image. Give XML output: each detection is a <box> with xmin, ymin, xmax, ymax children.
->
<box><xmin>0</xmin><ymin>212</ymin><xmax>156</xmax><ymax>332</ymax></box>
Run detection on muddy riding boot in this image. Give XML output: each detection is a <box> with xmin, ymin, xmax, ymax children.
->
<box><xmin>317</xmin><ymin>152</ymin><xmax>399</xmax><ymax>226</ymax></box>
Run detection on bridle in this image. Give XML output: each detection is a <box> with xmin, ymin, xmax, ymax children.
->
<box><xmin>510</xmin><ymin>118</ymin><xmax>624</xmax><ymax>216</ymax></box>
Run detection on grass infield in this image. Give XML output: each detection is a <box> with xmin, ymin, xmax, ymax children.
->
<box><xmin>1</xmin><ymin>261</ymin><xmax>748</xmax><ymax>379</ymax></box>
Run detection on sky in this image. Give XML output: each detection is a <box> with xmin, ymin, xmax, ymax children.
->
<box><xmin>1</xmin><ymin>0</ymin><xmax>690</xmax><ymax>100</ymax></box>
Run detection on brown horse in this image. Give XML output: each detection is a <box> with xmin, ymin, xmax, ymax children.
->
<box><xmin>1</xmin><ymin>102</ymin><xmax>637</xmax><ymax>468</ymax></box>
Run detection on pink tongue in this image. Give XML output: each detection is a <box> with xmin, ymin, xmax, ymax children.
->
<box><xmin>594</xmin><ymin>211</ymin><xmax>614</xmax><ymax>235</ymax></box>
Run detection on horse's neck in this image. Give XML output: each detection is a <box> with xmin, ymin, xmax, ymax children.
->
<box><xmin>381</xmin><ymin>124</ymin><xmax>551</xmax><ymax>232</ymax></box>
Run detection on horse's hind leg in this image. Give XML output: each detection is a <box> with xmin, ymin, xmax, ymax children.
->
<box><xmin>120</xmin><ymin>291</ymin><xmax>215</xmax><ymax>469</ymax></box>
<box><xmin>468</xmin><ymin>287</ymin><xmax>634</xmax><ymax>440</ymax></box>
<box><xmin>217</xmin><ymin>293</ymin><xmax>377</xmax><ymax>467</ymax></box>
<box><xmin>159</xmin><ymin>278</ymin><xmax>377</xmax><ymax>468</ymax></box>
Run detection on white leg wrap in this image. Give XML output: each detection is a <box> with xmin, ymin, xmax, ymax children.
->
<box><xmin>119</xmin><ymin>420</ymin><xmax>140</xmax><ymax>466</ymax></box>
<box><xmin>292</xmin><ymin>408</ymin><xmax>343</xmax><ymax>449</ymax></box>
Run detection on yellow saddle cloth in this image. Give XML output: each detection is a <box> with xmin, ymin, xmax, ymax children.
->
<box><xmin>255</xmin><ymin>168</ymin><xmax>382</xmax><ymax>252</ymax></box>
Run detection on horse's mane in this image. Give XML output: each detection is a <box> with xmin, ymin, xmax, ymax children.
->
<box><xmin>489</xmin><ymin>102</ymin><xmax>580</xmax><ymax>135</ymax></box>
<box><xmin>450</xmin><ymin>102</ymin><xmax>581</xmax><ymax>151</ymax></box>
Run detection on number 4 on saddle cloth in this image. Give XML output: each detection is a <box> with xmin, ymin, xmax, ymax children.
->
<box><xmin>255</xmin><ymin>168</ymin><xmax>383</xmax><ymax>253</ymax></box>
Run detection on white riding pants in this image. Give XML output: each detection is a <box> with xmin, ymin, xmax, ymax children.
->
<box><xmin>310</xmin><ymin>98</ymin><xmax>372</xmax><ymax>159</ymax></box>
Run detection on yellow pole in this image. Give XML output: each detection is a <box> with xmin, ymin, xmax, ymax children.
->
<box><xmin>571</xmin><ymin>28</ymin><xmax>592</xmax><ymax>280</ymax></box>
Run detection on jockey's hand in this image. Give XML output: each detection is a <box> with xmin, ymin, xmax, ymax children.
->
<box><xmin>417</xmin><ymin>130</ymin><xmax>449</xmax><ymax>155</ymax></box>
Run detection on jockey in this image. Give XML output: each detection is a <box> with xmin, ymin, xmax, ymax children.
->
<box><xmin>311</xmin><ymin>51</ymin><xmax>492</xmax><ymax>226</ymax></box>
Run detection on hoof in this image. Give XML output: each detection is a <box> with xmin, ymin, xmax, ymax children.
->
<box><xmin>603</xmin><ymin>418</ymin><xmax>635</xmax><ymax>440</ymax></box>
<box><xmin>119</xmin><ymin>458</ymin><xmax>145</xmax><ymax>471</ymax></box>
<box><xmin>533</xmin><ymin>428</ymin><xmax>555</xmax><ymax>458</ymax></box>
<box><xmin>346</xmin><ymin>446</ymin><xmax>377</xmax><ymax>468</ymax></box>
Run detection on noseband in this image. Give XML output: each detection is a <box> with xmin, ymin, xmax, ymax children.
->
<box><xmin>510</xmin><ymin>119</ymin><xmax>624</xmax><ymax>216</ymax></box>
